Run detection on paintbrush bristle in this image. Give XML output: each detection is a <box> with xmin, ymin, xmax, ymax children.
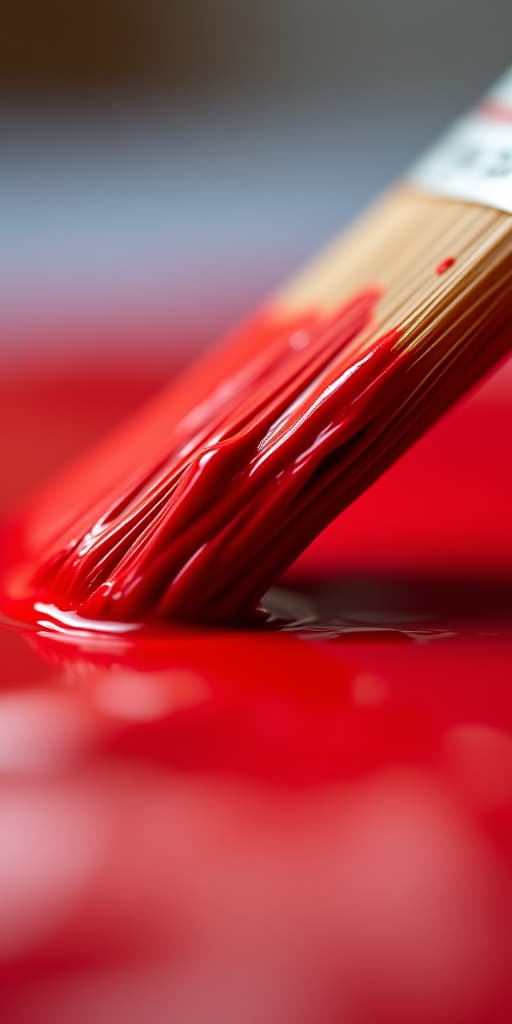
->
<box><xmin>8</xmin><ymin>64</ymin><xmax>512</xmax><ymax>628</ymax></box>
<box><xmin>4</xmin><ymin>185</ymin><xmax>512</xmax><ymax>626</ymax></box>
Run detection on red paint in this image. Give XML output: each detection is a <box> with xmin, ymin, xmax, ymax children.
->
<box><xmin>1</xmin><ymin>340</ymin><xmax>512</xmax><ymax>1023</ymax></box>
<box><xmin>3</xmin><ymin>288</ymin><xmax>394</xmax><ymax>624</ymax></box>
<box><xmin>436</xmin><ymin>256</ymin><xmax>456</xmax><ymax>275</ymax></box>
<box><xmin>3</xmin><ymin>278</ymin><xmax>511</xmax><ymax>629</ymax></box>
<box><xmin>479</xmin><ymin>99</ymin><xmax>512</xmax><ymax>124</ymax></box>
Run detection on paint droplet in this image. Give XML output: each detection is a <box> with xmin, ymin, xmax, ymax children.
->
<box><xmin>436</xmin><ymin>257</ymin><xmax>456</xmax><ymax>275</ymax></box>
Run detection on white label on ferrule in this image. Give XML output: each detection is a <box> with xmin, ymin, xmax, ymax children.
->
<box><xmin>409</xmin><ymin>68</ymin><xmax>512</xmax><ymax>214</ymax></box>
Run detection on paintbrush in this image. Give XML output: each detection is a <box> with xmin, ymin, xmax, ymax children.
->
<box><xmin>4</xmin><ymin>69</ymin><xmax>512</xmax><ymax>627</ymax></box>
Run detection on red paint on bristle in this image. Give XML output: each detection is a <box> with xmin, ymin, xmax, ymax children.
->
<box><xmin>4</xmin><ymin>288</ymin><xmax>406</xmax><ymax>625</ymax></box>
<box><xmin>2</xmin><ymin>271</ymin><xmax>507</xmax><ymax>629</ymax></box>
<box><xmin>436</xmin><ymin>257</ymin><xmax>456</xmax><ymax>275</ymax></box>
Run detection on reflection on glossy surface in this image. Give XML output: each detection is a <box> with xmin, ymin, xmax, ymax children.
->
<box><xmin>1</xmin><ymin>355</ymin><xmax>512</xmax><ymax>1023</ymax></box>
<box><xmin>1</xmin><ymin>583</ymin><xmax>512</xmax><ymax>1024</ymax></box>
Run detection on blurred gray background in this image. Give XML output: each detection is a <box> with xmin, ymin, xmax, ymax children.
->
<box><xmin>2</xmin><ymin>0</ymin><xmax>511</xmax><ymax>350</ymax></box>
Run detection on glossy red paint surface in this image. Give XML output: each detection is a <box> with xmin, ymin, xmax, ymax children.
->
<box><xmin>4</xmin><ymin>292</ymin><xmax>395</xmax><ymax>624</ymax></box>
<box><xmin>1</xmin><ymin>331</ymin><xmax>512</xmax><ymax>1023</ymax></box>
<box><xmin>4</xmin><ymin>279</ymin><xmax>511</xmax><ymax>629</ymax></box>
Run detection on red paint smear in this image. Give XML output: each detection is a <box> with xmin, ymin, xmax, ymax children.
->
<box><xmin>437</xmin><ymin>256</ymin><xmax>456</xmax><ymax>275</ymax></box>
<box><xmin>2</xmin><ymin>278</ymin><xmax>512</xmax><ymax>628</ymax></box>
<box><xmin>3</xmin><ymin>289</ymin><xmax>394</xmax><ymax>624</ymax></box>
<box><xmin>478</xmin><ymin>100</ymin><xmax>512</xmax><ymax>124</ymax></box>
